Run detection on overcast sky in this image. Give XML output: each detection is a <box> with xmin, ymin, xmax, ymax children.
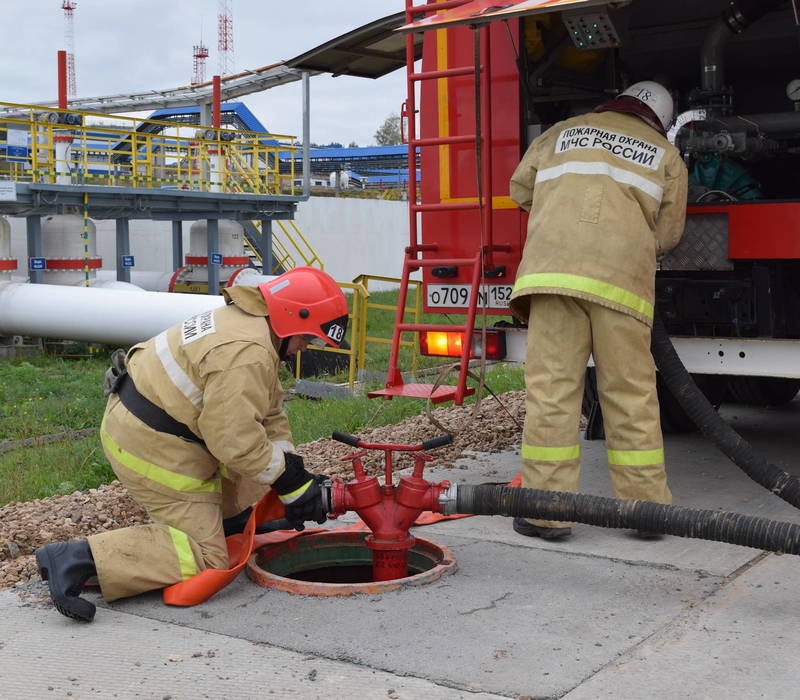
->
<box><xmin>3</xmin><ymin>1</ymin><xmax>408</xmax><ymax>146</ymax></box>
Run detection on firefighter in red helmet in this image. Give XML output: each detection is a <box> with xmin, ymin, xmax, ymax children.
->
<box><xmin>509</xmin><ymin>81</ymin><xmax>689</xmax><ymax>540</ymax></box>
<box><xmin>35</xmin><ymin>267</ymin><xmax>348</xmax><ymax>622</ymax></box>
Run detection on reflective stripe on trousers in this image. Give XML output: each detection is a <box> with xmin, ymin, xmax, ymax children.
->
<box><xmin>522</xmin><ymin>444</ymin><xmax>580</xmax><ymax>461</ymax></box>
<box><xmin>168</xmin><ymin>526</ymin><xmax>199</xmax><ymax>581</ymax></box>
<box><xmin>87</xmin><ymin>489</ymin><xmax>228</xmax><ymax>602</ymax></box>
<box><xmin>100</xmin><ymin>414</ymin><xmax>221</xmax><ymax>496</ymax></box>
<box><xmin>607</xmin><ymin>448</ymin><xmax>665</xmax><ymax>466</ymax></box>
<box><xmin>521</xmin><ymin>294</ymin><xmax>671</xmax><ymax>529</ymax></box>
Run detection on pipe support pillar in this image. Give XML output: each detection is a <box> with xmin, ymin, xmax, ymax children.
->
<box><xmin>206</xmin><ymin>218</ymin><xmax>220</xmax><ymax>294</ymax></box>
<box><xmin>25</xmin><ymin>215</ymin><xmax>43</xmax><ymax>284</ymax></box>
<box><xmin>115</xmin><ymin>218</ymin><xmax>131</xmax><ymax>283</ymax></box>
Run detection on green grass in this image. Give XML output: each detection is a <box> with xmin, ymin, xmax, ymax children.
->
<box><xmin>0</xmin><ymin>435</ymin><xmax>115</xmax><ymax>505</ymax></box>
<box><xmin>0</xmin><ymin>291</ymin><xmax>523</xmax><ymax>506</ymax></box>
<box><xmin>287</xmin><ymin>362</ymin><xmax>524</xmax><ymax>446</ymax></box>
<box><xmin>0</xmin><ymin>355</ymin><xmax>109</xmax><ymax>441</ymax></box>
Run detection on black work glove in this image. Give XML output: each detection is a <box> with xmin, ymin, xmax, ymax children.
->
<box><xmin>222</xmin><ymin>507</ymin><xmax>252</xmax><ymax>537</ymax></box>
<box><xmin>272</xmin><ymin>453</ymin><xmax>328</xmax><ymax>530</ymax></box>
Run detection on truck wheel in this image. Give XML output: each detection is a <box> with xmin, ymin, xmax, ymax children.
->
<box><xmin>726</xmin><ymin>376</ymin><xmax>800</xmax><ymax>407</ymax></box>
<box><xmin>582</xmin><ymin>370</ymin><xmax>725</xmax><ymax>436</ymax></box>
<box><xmin>656</xmin><ymin>373</ymin><xmax>728</xmax><ymax>434</ymax></box>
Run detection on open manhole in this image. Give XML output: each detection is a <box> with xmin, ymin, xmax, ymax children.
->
<box><xmin>246</xmin><ymin>530</ymin><xmax>457</xmax><ymax>596</ymax></box>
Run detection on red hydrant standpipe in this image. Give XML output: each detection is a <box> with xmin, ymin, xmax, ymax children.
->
<box><xmin>321</xmin><ymin>432</ymin><xmax>800</xmax><ymax>580</ymax></box>
<box><xmin>326</xmin><ymin>432</ymin><xmax>453</xmax><ymax>582</ymax></box>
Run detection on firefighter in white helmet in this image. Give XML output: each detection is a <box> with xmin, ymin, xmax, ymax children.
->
<box><xmin>35</xmin><ymin>267</ymin><xmax>349</xmax><ymax>621</ymax></box>
<box><xmin>509</xmin><ymin>80</ymin><xmax>688</xmax><ymax>540</ymax></box>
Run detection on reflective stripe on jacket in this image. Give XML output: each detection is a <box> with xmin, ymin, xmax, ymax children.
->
<box><xmin>509</xmin><ymin>110</ymin><xmax>688</xmax><ymax>326</ymax></box>
<box><xmin>102</xmin><ymin>285</ymin><xmax>294</xmax><ymax>503</ymax></box>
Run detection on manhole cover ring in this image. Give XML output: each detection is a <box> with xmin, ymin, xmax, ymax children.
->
<box><xmin>246</xmin><ymin>529</ymin><xmax>457</xmax><ymax>596</ymax></box>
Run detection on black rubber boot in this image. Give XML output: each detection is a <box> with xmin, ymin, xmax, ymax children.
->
<box><xmin>513</xmin><ymin>517</ymin><xmax>572</xmax><ymax>540</ymax></box>
<box><xmin>35</xmin><ymin>540</ymin><xmax>97</xmax><ymax>622</ymax></box>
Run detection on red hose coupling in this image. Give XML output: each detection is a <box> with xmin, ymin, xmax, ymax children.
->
<box><xmin>327</xmin><ymin>476</ymin><xmax>380</xmax><ymax>518</ymax></box>
<box><xmin>396</xmin><ymin>475</ymin><xmax>451</xmax><ymax>514</ymax></box>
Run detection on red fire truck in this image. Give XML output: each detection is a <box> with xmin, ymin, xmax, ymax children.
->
<box><xmin>371</xmin><ymin>0</ymin><xmax>800</xmax><ymax>428</ymax></box>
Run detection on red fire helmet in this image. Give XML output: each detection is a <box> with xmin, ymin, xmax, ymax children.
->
<box><xmin>258</xmin><ymin>267</ymin><xmax>348</xmax><ymax>348</ymax></box>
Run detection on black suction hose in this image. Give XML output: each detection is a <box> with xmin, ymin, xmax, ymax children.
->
<box><xmin>650</xmin><ymin>315</ymin><xmax>800</xmax><ymax>509</ymax></box>
<box><xmin>440</xmin><ymin>306</ymin><xmax>800</xmax><ymax>552</ymax></box>
<box><xmin>446</xmin><ymin>313</ymin><xmax>800</xmax><ymax>552</ymax></box>
<box><xmin>454</xmin><ymin>484</ymin><xmax>800</xmax><ymax>555</ymax></box>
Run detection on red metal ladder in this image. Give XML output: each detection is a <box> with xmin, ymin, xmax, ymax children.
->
<box><xmin>369</xmin><ymin>0</ymin><xmax>503</xmax><ymax>405</ymax></box>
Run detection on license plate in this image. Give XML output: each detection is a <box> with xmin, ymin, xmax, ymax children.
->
<box><xmin>426</xmin><ymin>284</ymin><xmax>513</xmax><ymax>309</ymax></box>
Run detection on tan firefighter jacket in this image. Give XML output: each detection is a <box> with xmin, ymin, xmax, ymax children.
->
<box><xmin>100</xmin><ymin>285</ymin><xmax>294</xmax><ymax>505</ymax></box>
<box><xmin>509</xmin><ymin>110</ymin><xmax>688</xmax><ymax>326</ymax></box>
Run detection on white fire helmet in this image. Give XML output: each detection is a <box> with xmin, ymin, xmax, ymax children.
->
<box><xmin>620</xmin><ymin>81</ymin><xmax>674</xmax><ymax>132</ymax></box>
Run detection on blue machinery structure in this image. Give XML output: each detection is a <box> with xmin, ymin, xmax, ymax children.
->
<box><xmin>148</xmin><ymin>103</ymin><xmax>413</xmax><ymax>183</ymax></box>
<box><xmin>0</xmin><ymin>98</ymin><xmax>411</xmax><ymax>296</ymax></box>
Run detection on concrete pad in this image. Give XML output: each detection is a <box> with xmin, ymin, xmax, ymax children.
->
<box><xmin>101</xmin><ymin>532</ymin><xmax>718</xmax><ymax>698</ymax></box>
<box><xmin>420</xmin><ymin>400</ymin><xmax>800</xmax><ymax>578</ymax></box>
<box><xmin>0</xmin><ymin>588</ymin><xmax>507</xmax><ymax>700</ymax></box>
<box><xmin>563</xmin><ymin>552</ymin><xmax>800</xmax><ymax>700</ymax></box>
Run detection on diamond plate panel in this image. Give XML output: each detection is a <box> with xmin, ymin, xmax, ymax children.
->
<box><xmin>659</xmin><ymin>213</ymin><xmax>733</xmax><ymax>271</ymax></box>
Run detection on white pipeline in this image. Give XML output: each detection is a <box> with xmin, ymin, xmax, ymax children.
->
<box><xmin>0</xmin><ymin>282</ymin><xmax>224</xmax><ymax>345</ymax></box>
<box><xmin>93</xmin><ymin>268</ymin><xmax>276</xmax><ymax>291</ymax></box>
<box><xmin>94</xmin><ymin>270</ymin><xmax>176</xmax><ymax>292</ymax></box>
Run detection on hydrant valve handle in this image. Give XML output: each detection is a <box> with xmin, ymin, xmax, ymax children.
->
<box><xmin>331</xmin><ymin>431</ymin><xmax>360</xmax><ymax>446</ymax></box>
<box><xmin>421</xmin><ymin>434</ymin><xmax>453</xmax><ymax>450</ymax></box>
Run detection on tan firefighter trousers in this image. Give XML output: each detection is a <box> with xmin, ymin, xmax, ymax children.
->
<box><xmin>521</xmin><ymin>294</ymin><xmax>671</xmax><ymax>529</ymax></box>
<box><xmin>89</xmin><ymin>426</ymin><xmax>268</xmax><ymax>602</ymax></box>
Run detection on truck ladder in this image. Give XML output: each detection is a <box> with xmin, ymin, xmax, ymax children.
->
<box><xmin>369</xmin><ymin>0</ymin><xmax>503</xmax><ymax>405</ymax></box>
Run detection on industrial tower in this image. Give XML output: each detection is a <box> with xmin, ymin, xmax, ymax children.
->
<box><xmin>217</xmin><ymin>0</ymin><xmax>234</xmax><ymax>76</ymax></box>
<box><xmin>61</xmin><ymin>0</ymin><xmax>77</xmax><ymax>96</ymax></box>
<box><xmin>192</xmin><ymin>41</ymin><xmax>209</xmax><ymax>85</ymax></box>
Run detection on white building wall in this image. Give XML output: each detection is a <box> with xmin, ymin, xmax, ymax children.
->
<box><xmin>293</xmin><ymin>197</ymin><xmax>412</xmax><ymax>289</ymax></box>
<box><xmin>7</xmin><ymin>197</ymin><xmax>411</xmax><ymax>289</ymax></box>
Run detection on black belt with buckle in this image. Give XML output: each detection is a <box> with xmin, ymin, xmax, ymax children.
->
<box><xmin>116</xmin><ymin>373</ymin><xmax>205</xmax><ymax>445</ymax></box>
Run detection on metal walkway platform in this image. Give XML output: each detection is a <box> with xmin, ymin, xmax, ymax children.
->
<box><xmin>0</xmin><ymin>182</ymin><xmax>299</xmax><ymax>221</ymax></box>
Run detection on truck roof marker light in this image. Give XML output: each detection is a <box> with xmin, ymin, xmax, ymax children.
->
<box><xmin>419</xmin><ymin>330</ymin><xmax>506</xmax><ymax>361</ymax></box>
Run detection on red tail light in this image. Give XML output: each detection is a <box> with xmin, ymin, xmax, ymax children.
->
<box><xmin>419</xmin><ymin>329</ymin><xmax>506</xmax><ymax>360</ymax></box>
